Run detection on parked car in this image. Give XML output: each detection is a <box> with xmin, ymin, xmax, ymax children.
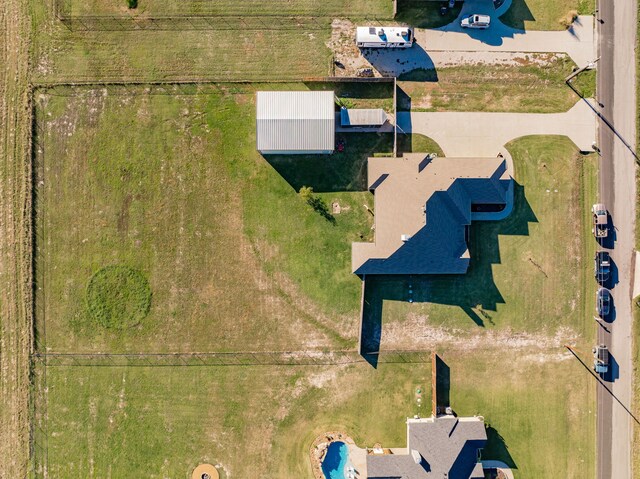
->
<box><xmin>461</xmin><ymin>14</ymin><xmax>491</xmax><ymax>29</ymax></box>
<box><xmin>596</xmin><ymin>287</ymin><xmax>611</xmax><ymax>317</ymax></box>
<box><xmin>594</xmin><ymin>251</ymin><xmax>610</xmax><ymax>283</ymax></box>
<box><xmin>592</xmin><ymin>203</ymin><xmax>608</xmax><ymax>238</ymax></box>
<box><xmin>593</xmin><ymin>344</ymin><xmax>609</xmax><ymax>374</ymax></box>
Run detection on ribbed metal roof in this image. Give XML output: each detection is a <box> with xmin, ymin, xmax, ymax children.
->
<box><xmin>340</xmin><ymin>108</ymin><xmax>387</xmax><ymax>126</ymax></box>
<box><xmin>256</xmin><ymin>91</ymin><xmax>335</xmax><ymax>153</ymax></box>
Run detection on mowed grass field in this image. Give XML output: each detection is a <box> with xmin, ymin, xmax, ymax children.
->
<box><xmin>68</xmin><ymin>0</ymin><xmax>393</xmax><ymax>16</ymax></box>
<box><xmin>364</xmin><ymin>136</ymin><xmax>597</xmax><ymax>349</ymax></box>
<box><xmin>37</xmin><ymin>348</ymin><xmax>594</xmax><ymax>478</ymax></box>
<box><xmin>36</xmin><ymin>85</ymin><xmax>395</xmax><ymax>353</ymax></box>
<box><xmin>500</xmin><ymin>0</ymin><xmax>594</xmax><ymax>30</ymax></box>
<box><xmin>398</xmin><ymin>55</ymin><xmax>596</xmax><ymax>113</ymax></box>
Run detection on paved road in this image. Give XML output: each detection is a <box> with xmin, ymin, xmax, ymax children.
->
<box><xmin>595</xmin><ymin>0</ymin><xmax>637</xmax><ymax>477</ymax></box>
<box><xmin>396</xmin><ymin>100</ymin><xmax>596</xmax><ymax>157</ymax></box>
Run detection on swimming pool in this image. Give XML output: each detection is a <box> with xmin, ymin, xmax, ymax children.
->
<box><xmin>321</xmin><ymin>441</ymin><xmax>349</xmax><ymax>479</ymax></box>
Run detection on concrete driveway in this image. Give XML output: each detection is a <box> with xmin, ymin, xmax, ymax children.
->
<box><xmin>361</xmin><ymin>0</ymin><xmax>595</xmax><ymax>77</ymax></box>
<box><xmin>396</xmin><ymin>99</ymin><xmax>596</xmax><ymax>157</ymax></box>
<box><xmin>425</xmin><ymin>0</ymin><xmax>595</xmax><ymax>67</ymax></box>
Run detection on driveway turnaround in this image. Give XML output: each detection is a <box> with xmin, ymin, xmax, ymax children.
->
<box><xmin>418</xmin><ymin>0</ymin><xmax>596</xmax><ymax>68</ymax></box>
<box><xmin>396</xmin><ymin>100</ymin><xmax>596</xmax><ymax>157</ymax></box>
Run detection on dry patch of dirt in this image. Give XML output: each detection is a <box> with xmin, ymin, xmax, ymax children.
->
<box><xmin>326</xmin><ymin>19</ymin><xmax>374</xmax><ymax>77</ymax></box>
<box><xmin>381</xmin><ymin>313</ymin><xmax>579</xmax><ymax>351</ymax></box>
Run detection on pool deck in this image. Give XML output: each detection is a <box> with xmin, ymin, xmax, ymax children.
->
<box><xmin>346</xmin><ymin>440</ymin><xmax>367</xmax><ymax>477</ymax></box>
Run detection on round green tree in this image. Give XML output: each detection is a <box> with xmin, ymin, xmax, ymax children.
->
<box><xmin>86</xmin><ymin>265</ymin><xmax>151</xmax><ymax>329</ymax></box>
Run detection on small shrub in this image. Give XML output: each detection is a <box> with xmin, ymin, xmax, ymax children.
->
<box><xmin>127</xmin><ymin>0</ymin><xmax>138</xmax><ymax>9</ymax></box>
<box><xmin>298</xmin><ymin>186</ymin><xmax>335</xmax><ymax>224</ymax></box>
<box><xmin>86</xmin><ymin>265</ymin><xmax>151</xmax><ymax>329</ymax></box>
<box><xmin>559</xmin><ymin>10</ymin><xmax>578</xmax><ymax>29</ymax></box>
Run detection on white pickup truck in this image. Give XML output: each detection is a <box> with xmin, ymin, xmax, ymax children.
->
<box><xmin>592</xmin><ymin>203</ymin><xmax>608</xmax><ymax>238</ymax></box>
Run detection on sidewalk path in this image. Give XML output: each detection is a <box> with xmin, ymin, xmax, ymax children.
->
<box><xmin>396</xmin><ymin>100</ymin><xmax>596</xmax><ymax>157</ymax></box>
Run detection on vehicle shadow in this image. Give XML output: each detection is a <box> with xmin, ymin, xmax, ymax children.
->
<box><xmin>600</xmin><ymin>294</ymin><xmax>615</xmax><ymax>324</ymax></box>
<box><xmin>605</xmin><ymin>258</ymin><xmax>619</xmax><ymax>291</ymax></box>
<box><xmin>596</xmin><ymin>213</ymin><xmax>616</xmax><ymax>249</ymax></box>
<box><xmin>360</xmin><ymin>182</ymin><xmax>537</xmax><ymax>358</ymax></box>
<box><xmin>361</xmin><ymin>42</ymin><xmax>436</xmax><ymax>78</ymax></box>
<box><xmin>602</xmin><ymin>351</ymin><xmax>619</xmax><ymax>383</ymax></box>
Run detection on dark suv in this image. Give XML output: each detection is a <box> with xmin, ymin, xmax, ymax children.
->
<box><xmin>594</xmin><ymin>251</ymin><xmax>611</xmax><ymax>283</ymax></box>
<box><xmin>596</xmin><ymin>287</ymin><xmax>611</xmax><ymax>318</ymax></box>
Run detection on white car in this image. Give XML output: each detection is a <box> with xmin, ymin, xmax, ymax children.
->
<box><xmin>461</xmin><ymin>14</ymin><xmax>491</xmax><ymax>29</ymax></box>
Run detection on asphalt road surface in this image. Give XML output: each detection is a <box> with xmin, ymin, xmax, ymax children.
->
<box><xmin>596</xmin><ymin>0</ymin><xmax>637</xmax><ymax>478</ymax></box>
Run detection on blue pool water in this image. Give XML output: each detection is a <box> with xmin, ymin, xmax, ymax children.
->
<box><xmin>321</xmin><ymin>441</ymin><xmax>349</xmax><ymax>479</ymax></box>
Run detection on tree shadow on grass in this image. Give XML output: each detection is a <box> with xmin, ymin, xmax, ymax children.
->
<box><xmin>395</xmin><ymin>0</ymin><xmax>463</xmax><ymax>29</ymax></box>
<box><xmin>498</xmin><ymin>0</ymin><xmax>536</xmax><ymax>30</ymax></box>
<box><xmin>262</xmin><ymin>133</ymin><xmax>393</xmax><ymax>193</ymax></box>
<box><xmin>483</xmin><ymin>425</ymin><xmax>518</xmax><ymax>469</ymax></box>
<box><xmin>360</xmin><ymin>182</ymin><xmax>537</xmax><ymax>361</ymax></box>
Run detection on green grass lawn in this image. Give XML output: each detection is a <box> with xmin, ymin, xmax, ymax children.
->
<box><xmin>32</xmin><ymin>28</ymin><xmax>332</xmax><ymax>82</ymax></box>
<box><xmin>396</xmin><ymin>133</ymin><xmax>445</xmax><ymax>156</ymax></box>
<box><xmin>66</xmin><ymin>0</ymin><xmax>393</xmax><ymax>17</ymax></box>
<box><xmin>37</xmin><ymin>347</ymin><xmax>594</xmax><ymax>478</ymax></box>
<box><xmin>306</xmin><ymin>81</ymin><xmax>395</xmax><ymax>111</ymax></box>
<box><xmin>395</xmin><ymin>0</ymin><xmax>463</xmax><ymax>28</ymax></box>
<box><xmin>398</xmin><ymin>55</ymin><xmax>595</xmax><ymax>113</ymax></box>
<box><xmin>363</xmin><ymin>136</ymin><xmax>597</xmax><ymax>348</ymax></box>
<box><xmin>499</xmin><ymin>0</ymin><xmax>594</xmax><ymax>31</ymax></box>
<box><xmin>36</xmin><ymin>85</ymin><xmax>384</xmax><ymax>353</ymax></box>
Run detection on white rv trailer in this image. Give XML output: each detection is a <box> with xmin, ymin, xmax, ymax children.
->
<box><xmin>356</xmin><ymin>26</ymin><xmax>414</xmax><ymax>48</ymax></box>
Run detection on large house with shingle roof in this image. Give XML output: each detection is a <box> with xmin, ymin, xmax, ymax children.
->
<box><xmin>367</xmin><ymin>415</ymin><xmax>487</xmax><ymax>479</ymax></box>
<box><xmin>352</xmin><ymin>153</ymin><xmax>513</xmax><ymax>276</ymax></box>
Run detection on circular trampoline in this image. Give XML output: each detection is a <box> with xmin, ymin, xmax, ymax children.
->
<box><xmin>191</xmin><ymin>463</ymin><xmax>219</xmax><ymax>479</ymax></box>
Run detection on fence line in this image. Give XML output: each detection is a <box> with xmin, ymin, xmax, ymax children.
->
<box><xmin>53</xmin><ymin>0</ymin><xmax>390</xmax><ymax>32</ymax></box>
<box><xmin>56</xmin><ymin>14</ymin><xmax>340</xmax><ymax>31</ymax></box>
<box><xmin>33</xmin><ymin>349</ymin><xmax>434</xmax><ymax>367</ymax></box>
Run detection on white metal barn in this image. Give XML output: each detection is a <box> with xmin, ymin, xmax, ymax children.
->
<box><xmin>256</xmin><ymin>91</ymin><xmax>335</xmax><ymax>154</ymax></box>
<box><xmin>356</xmin><ymin>26</ymin><xmax>414</xmax><ymax>48</ymax></box>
